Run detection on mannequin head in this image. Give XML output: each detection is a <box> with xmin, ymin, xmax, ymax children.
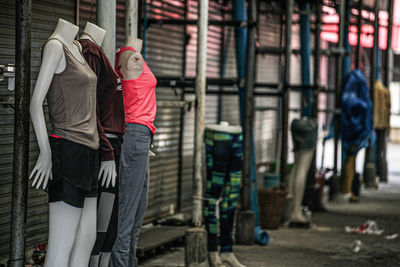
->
<box><xmin>81</xmin><ymin>22</ymin><xmax>107</xmax><ymax>47</ymax></box>
<box><xmin>50</xmin><ymin>19</ymin><xmax>79</xmax><ymax>44</ymax></box>
<box><xmin>126</xmin><ymin>36</ymin><xmax>143</xmax><ymax>53</ymax></box>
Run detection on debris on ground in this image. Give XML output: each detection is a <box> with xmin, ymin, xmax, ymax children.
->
<box><xmin>385</xmin><ymin>233</ymin><xmax>399</xmax><ymax>240</ymax></box>
<box><xmin>350</xmin><ymin>240</ymin><xmax>363</xmax><ymax>253</ymax></box>
<box><xmin>345</xmin><ymin>220</ymin><xmax>384</xmax><ymax>235</ymax></box>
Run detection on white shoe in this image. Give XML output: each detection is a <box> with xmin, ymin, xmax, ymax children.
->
<box><xmin>220</xmin><ymin>253</ymin><xmax>246</xmax><ymax>267</ymax></box>
<box><xmin>209</xmin><ymin>252</ymin><xmax>226</xmax><ymax>267</ymax></box>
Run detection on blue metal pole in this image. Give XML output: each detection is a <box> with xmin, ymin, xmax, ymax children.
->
<box><xmin>233</xmin><ymin>0</ymin><xmax>268</xmax><ymax>245</ymax></box>
<box><xmin>343</xmin><ymin>2</ymin><xmax>351</xmax><ymax>79</ymax></box>
<box><xmin>300</xmin><ymin>3</ymin><xmax>312</xmax><ymax>117</ymax></box>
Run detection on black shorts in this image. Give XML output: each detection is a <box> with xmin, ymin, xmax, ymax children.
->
<box><xmin>48</xmin><ymin>136</ymin><xmax>99</xmax><ymax>208</ymax></box>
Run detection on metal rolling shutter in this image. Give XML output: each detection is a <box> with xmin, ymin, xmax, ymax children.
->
<box><xmin>0</xmin><ymin>0</ymin><xmax>76</xmax><ymax>261</ymax></box>
<box><xmin>143</xmin><ymin>0</ymin><xmax>186</xmax><ymax>220</ymax></box>
<box><xmin>0</xmin><ymin>0</ymin><xmax>16</xmax><ymax>260</ymax></box>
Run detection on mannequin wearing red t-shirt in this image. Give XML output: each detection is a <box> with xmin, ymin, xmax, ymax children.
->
<box><xmin>110</xmin><ymin>36</ymin><xmax>157</xmax><ymax>267</ymax></box>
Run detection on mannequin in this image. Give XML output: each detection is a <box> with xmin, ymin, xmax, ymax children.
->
<box><xmin>79</xmin><ymin>22</ymin><xmax>126</xmax><ymax>267</ymax></box>
<box><xmin>29</xmin><ymin>19</ymin><xmax>98</xmax><ymax>267</ymax></box>
<box><xmin>286</xmin><ymin>118</ymin><xmax>317</xmax><ymax>226</ymax></box>
<box><xmin>109</xmin><ymin>35</ymin><xmax>156</xmax><ymax>267</ymax></box>
<box><xmin>204</xmin><ymin>121</ymin><xmax>246</xmax><ymax>267</ymax></box>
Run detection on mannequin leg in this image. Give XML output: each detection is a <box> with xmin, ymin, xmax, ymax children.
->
<box><xmin>69</xmin><ymin>197</ymin><xmax>97</xmax><ymax>267</ymax></box>
<box><xmin>290</xmin><ymin>149</ymin><xmax>314</xmax><ymax>223</ymax></box>
<box><xmin>90</xmin><ymin>192</ymin><xmax>115</xmax><ymax>266</ymax></box>
<box><xmin>204</xmin><ymin>142</ymin><xmax>229</xmax><ymax>252</ymax></box>
<box><xmin>128</xmin><ymin>166</ymin><xmax>149</xmax><ymax>266</ymax></box>
<box><xmin>44</xmin><ymin>201</ymin><xmax>82</xmax><ymax>267</ymax></box>
<box><xmin>283</xmin><ymin>152</ymin><xmax>299</xmax><ymax>222</ymax></box>
<box><xmin>220</xmin><ymin>133</ymin><xmax>242</xmax><ymax>253</ymax></box>
<box><xmin>342</xmin><ymin>154</ymin><xmax>356</xmax><ymax>194</ymax></box>
<box><xmin>110</xmin><ymin>124</ymin><xmax>151</xmax><ymax>267</ymax></box>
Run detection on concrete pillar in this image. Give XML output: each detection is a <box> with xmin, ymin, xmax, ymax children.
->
<box><xmin>97</xmin><ymin>0</ymin><xmax>116</xmax><ymax>64</ymax></box>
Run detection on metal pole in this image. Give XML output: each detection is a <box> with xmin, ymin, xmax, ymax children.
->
<box><xmin>126</xmin><ymin>0</ymin><xmax>139</xmax><ymax>39</ymax></box>
<box><xmin>313</xmin><ymin>0</ymin><xmax>322</xmax><ymax>119</ymax></box>
<box><xmin>364</xmin><ymin>0</ymin><xmax>380</xmax><ymax>188</ymax></box>
<box><xmin>385</xmin><ymin>0</ymin><xmax>394</xmax><ymax>86</ymax></box>
<box><xmin>243</xmin><ymin>0</ymin><xmax>256</xmax><ymax>212</ymax></box>
<box><xmin>355</xmin><ymin>0</ymin><xmax>363</xmax><ymax>69</ymax></box>
<box><xmin>177</xmin><ymin>0</ymin><xmax>188</xmax><ymax>212</ymax></box>
<box><xmin>300</xmin><ymin>3</ymin><xmax>312</xmax><ymax>117</ymax></box>
<box><xmin>192</xmin><ymin>0</ymin><xmax>209</xmax><ymax>227</ymax></box>
<box><xmin>333</xmin><ymin>0</ymin><xmax>346</xmax><ymax>174</ymax></box>
<box><xmin>280</xmin><ymin>0</ymin><xmax>294</xmax><ymax>181</ymax></box>
<box><xmin>9</xmin><ymin>0</ymin><xmax>31</xmax><ymax>266</ymax></box>
<box><xmin>97</xmin><ymin>0</ymin><xmax>116</xmax><ymax>64</ymax></box>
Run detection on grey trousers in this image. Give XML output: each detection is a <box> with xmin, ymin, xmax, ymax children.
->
<box><xmin>110</xmin><ymin>124</ymin><xmax>151</xmax><ymax>267</ymax></box>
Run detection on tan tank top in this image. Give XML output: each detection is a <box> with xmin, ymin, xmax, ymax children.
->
<box><xmin>46</xmin><ymin>38</ymin><xmax>99</xmax><ymax>150</ymax></box>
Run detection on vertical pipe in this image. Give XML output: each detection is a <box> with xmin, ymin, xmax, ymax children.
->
<box><xmin>192</xmin><ymin>0</ymin><xmax>209</xmax><ymax>227</ymax></box>
<box><xmin>333</xmin><ymin>0</ymin><xmax>346</xmax><ymax>174</ymax></box>
<box><xmin>300</xmin><ymin>3</ymin><xmax>312</xmax><ymax>117</ymax></box>
<box><xmin>75</xmin><ymin>0</ymin><xmax>80</xmax><ymax>26</ymax></box>
<box><xmin>370</xmin><ymin>0</ymin><xmax>379</xmax><ymax>108</ymax></box>
<box><xmin>363</xmin><ymin>0</ymin><xmax>380</xmax><ymax>187</ymax></box>
<box><xmin>126</xmin><ymin>0</ymin><xmax>139</xmax><ymax>39</ymax></box>
<box><xmin>142</xmin><ymin>0</ymin><xmax>148</xmax><ymax>58</ymax></box>
<box><xmin>232</xmin><ymin>0</ymin><xmax>248</xmax><ymax>209</ymax></box>
<box><xmin>343</xmin><ymin>1</ymin><xmax>351</xmax><ymax>78</ymax></box>
<box><xmin>243</xmin><ymin>0</ymin><xmax>257</xmax><ymax>212</ymax></box>
<box><xmin>306</xmin><ymin>0</ymin><xmax>322</xmax><ymax>198</ymax></box>
<box><xmin>385</xmin><ymin>0</ymin><xmax>394</xmax><ymax>87</ymax></box>
<box><xmin>356</xmin><ymin>0</ymin><xmax>363</xmax><ymax>69</ymax></box>
<box><xmin>177</xmin><ymin>0</ymin><xmax>188</xmax><ymax>212</ymax></box>
<box><xmin>280</xmin><ymin>0</ymin><xmax>294</xmax><ymax>181</ymax></box>
<box><xmin>217</xmin><ymin>6</ymin><xmax>226</xmax><ymax>123</ymax></box>
<box><xmin>9</xmin><ymin>1</ymin><xmax>31</xmax><ymax>266</ymax></box>
<box><xmin>313</xmin><ymin>0</ymin><xmax>322</xmax><ymax>119</ymax></box>
<box><xmin>97</xmin><ymin>0</ymin><xmax>116</xmax><ymax>64</ymax></box>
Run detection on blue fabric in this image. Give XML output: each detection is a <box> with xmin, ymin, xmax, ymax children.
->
<box><xmin>340</xmin><ymin>70</ymin><xmax>374</xmax><ymax>159</ymax></box>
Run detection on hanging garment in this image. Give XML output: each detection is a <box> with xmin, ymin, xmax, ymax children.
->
<box><xmin>79</xmin><ymin>39</ymin><xmax>126</xmax><ymax>161</ymax></box>
<box><xmin>204</xmin><ymin>128</ymin><xmax>243</xmax><ymax>253</ymax></box>
<box><xmin>115</xmin><ymin>46</ymin><xmax>157</xmax><ymax>134</ymax></box>
<box><xmin>340</xmin><ymin>69</ymin><xmax>374</xmax><ymax>157</ymax></box>
<box><xmin>373</xmin><ymin>80</ymin><xmax>391</xmax><ymax>130</ymax></box>
<box><xmin>46</xmin><ymin>38</ymin><xmax>99</xmax><ymax>150</ymax></box>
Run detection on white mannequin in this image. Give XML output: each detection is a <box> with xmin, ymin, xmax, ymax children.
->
<box><xmin>286</xmin><ymin>117</ymin><xmax>316</xmax><ymax>225</ymax></box>
<box><xmin>29</xmin><ymin>19</ymin><xmax>96</xmax><ymax>267</ymax></box>
<box><xmin>117</xmin><ymin>36</ymin><xmax>143</xmax><ymax>80</ymax></box>
<box><xmin>80</xmin><ymin>22</ymin><xmax>117</xmax><ymax>189</ymax></box>
<box><xmin>205</xmin><ymin>121</ymin><xmax>245</xmax><ymax>267</ymax></box>
<box><xmin>80</xmin><ymin>22</ymin><xmax>118</xmax><ymax>267</ymax></box>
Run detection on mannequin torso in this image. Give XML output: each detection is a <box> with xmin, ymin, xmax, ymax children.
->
<box><xmin>79</xmin><ymin>22</ymin><xmax>117</xmax><ymax>188</ymax></box>
<box><xmin>30</xmin><ymin>18</ymin><xmax>84</xmax><ymax>188</ymax></box>
<box><xmin>117</xmin><ymin>37</ymin><xmax>144</xmax><ymax>80</ymax></box>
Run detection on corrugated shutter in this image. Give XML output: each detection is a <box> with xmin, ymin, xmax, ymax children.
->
<box><xmin>0</xmin><ymin>0</ymin><xmax>76</xmax><ymax>261</ymax></box>
<box><xmin>0</xmin><ymin>0</ymin><xmax>15</xmax><ymax>259</ymax></box>
<box><xmin>144</xmin><ymin>0</ymin><xmax>186</xmax><ymax>219</ymax></box>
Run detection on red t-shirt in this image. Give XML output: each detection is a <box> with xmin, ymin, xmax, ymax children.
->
<box><xmin>115</xmin><ymin>47</ymin><xmax>157</xmax><ymax>134</ymax></box>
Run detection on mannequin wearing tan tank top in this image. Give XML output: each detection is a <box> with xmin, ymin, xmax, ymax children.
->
<box><xmin>29</xmin><ymin>19</ymin><xmax>98</xmax><ymax>267</ymax></box>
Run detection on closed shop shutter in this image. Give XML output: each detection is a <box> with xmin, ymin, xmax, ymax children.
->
<box><xmin>0</xmin><ymin>0</ymin><xmax>75</xmax><ymax>261</ymax></box>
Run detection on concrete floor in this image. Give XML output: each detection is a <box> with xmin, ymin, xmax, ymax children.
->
<box><xmin>139</xmin><ymin>143</ymin><xmax>400</xmax><ymax>267</ymax></box>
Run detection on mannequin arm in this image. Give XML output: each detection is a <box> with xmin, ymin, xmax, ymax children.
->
<box><xmin>98</xmin><ymin>160</ymin><xmax>117</xmax><ymax>188</ymax></box>
<box><xmin>29</xmin><ymin>40</ymin><xmax>64</xmax><ymax>189</ymax></box>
